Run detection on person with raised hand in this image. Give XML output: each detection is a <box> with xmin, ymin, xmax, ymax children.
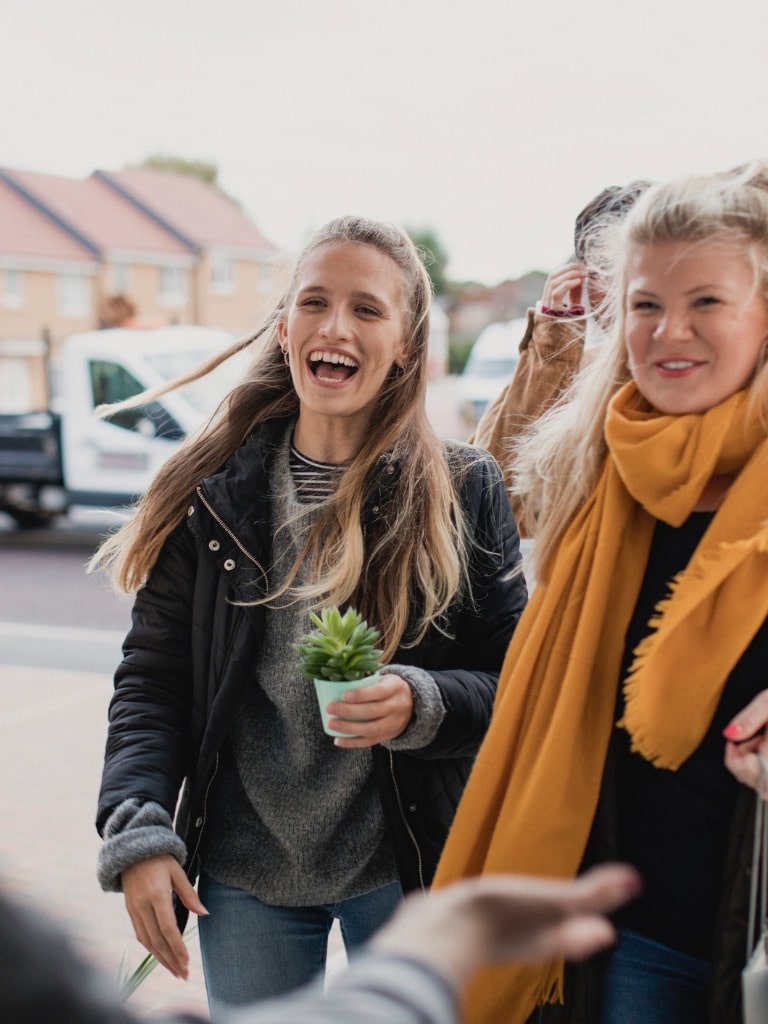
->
<box><xmin>473</xmin><ymin>181</ymin><xmax>649</xmax><ymax>534</ymax></box>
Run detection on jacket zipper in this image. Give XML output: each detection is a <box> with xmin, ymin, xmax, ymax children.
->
<box><xmin>388</xmin><ymin>750</ymin><xmax>426</xmax><ymax>891</ymax></box>
<box><xmin>190</xmin><ymin>488</ymin><xmax>267</xmax><ymax>877</ymax></box>
<box><xmin>196</xmin><ymin>485</ymin><xmax>269</xmax><ymax>589</ymax></box>
<box><xmin>188</xmin><ymin>752</ymin><xmax>220</xmax><ymax>871</ymax></box>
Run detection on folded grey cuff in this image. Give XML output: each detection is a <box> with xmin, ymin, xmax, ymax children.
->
<box><xmin>382</xmin><ymin>664</ymin><xmax>446</xmax><ymax>751</ymax></box>
<box><xmin>97</xmin><ymin>798</ymin><xmax>187</xmax><ymax>893</ymax></box>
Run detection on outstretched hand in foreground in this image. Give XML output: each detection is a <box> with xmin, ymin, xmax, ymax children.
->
<box><xmin>372</xmin><ymin>864</ymin><xmax>642</xmax><ymax>992</ymax></box>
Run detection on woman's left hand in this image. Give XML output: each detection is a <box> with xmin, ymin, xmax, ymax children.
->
<box><xmin>723</xmin><ymin>690</ymin><xmax>768</xmax><ymax>797</ymax></box>
<box><xmin>327</xmin><ymin>673</ymin><xmax>414</xmax><ymax>748</ymax></box>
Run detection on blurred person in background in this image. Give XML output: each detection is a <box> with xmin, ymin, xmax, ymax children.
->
<box><xmin>473</xmin><ymin>181</ymin><xmax>650</xmax><ymax>535</ymax></box>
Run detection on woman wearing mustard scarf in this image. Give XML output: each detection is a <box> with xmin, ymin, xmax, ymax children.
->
<box><xmin>435</xmin><ymin>163</ymin><xmax>768</xmax><ymax>1024</ymax></box>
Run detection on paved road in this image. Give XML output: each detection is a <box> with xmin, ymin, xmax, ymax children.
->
<box><xmin>0</xmin><ymin>661</ymin><xmax>215</xmax><ymax>1016</ymax></box>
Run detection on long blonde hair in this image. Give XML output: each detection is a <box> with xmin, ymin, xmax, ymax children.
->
<box><xmin>514</xmin><ymin>161</ymin><xmax>768</xmax><ymax>577</ymax></box>
<box><xmin>92</xmin><ymin>216</ymin><xmax>471</xmax><ymax>659</ymax></box>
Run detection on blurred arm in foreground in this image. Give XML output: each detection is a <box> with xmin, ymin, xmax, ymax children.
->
<box><xmin>0</xmin><ymin>864</ymin><xmax>639</xmax><ymax>1024</ymax></box>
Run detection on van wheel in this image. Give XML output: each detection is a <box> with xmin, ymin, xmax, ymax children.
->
<box><xmin>8</xmin><ymin>509</ymin><xmax>52</xmax><ymax>530</ymax></box>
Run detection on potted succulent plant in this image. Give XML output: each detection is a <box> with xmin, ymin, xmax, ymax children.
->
<box><xmin>296</xmin><ymin>606</ymin><xmax>383</xmax><ymax>737</ymax></box>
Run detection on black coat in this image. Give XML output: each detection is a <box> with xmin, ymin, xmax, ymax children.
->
<box><xmin>528</xmin><ymin>744</ymin><xmax>757</xmax><ymax>1024</ymax></box>
<box><xmin>97</xmin><ymin>417</ymin><xmax>527</xmax><ymax>924</ymax></box>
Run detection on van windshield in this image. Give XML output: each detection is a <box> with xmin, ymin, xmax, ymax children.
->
<box><xmin>145</xmin><ymin>349</ymin><xmax>248</xmax><ymax>415</ymax></box>
<box><xmin>465</xmin><ymin>357</ymin><xmax>518</xmax><ymax>379</ymax></box>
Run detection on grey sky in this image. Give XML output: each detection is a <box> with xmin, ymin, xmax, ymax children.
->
<box><xmin>3</xmin><ymin>0</ymin><xmax>767</xmax><ymax>283</ymax></box>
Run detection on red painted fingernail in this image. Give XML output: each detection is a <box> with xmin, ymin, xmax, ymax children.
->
<box><xmin>723</xmin><ymin>723</ymin><xmax>742</xmax><ymax>740</ymax></box>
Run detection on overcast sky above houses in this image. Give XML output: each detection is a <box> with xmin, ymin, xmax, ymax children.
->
<box><xmin>3</xmin><ymin>0</ymin><xmax>768</xmax><ymax>285</ymax></box>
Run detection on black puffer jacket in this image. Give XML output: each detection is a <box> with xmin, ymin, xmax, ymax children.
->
<box><xmin>97</xmin><ymin>417</ymin><xmax>527</xmax><ymax>923</ymax></box>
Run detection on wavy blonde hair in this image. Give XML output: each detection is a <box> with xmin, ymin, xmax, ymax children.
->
<box><xmin>514</xmin><ymin>161</ymin><xmax>768</xmax><ymax>579</ymax></box>
<box><xmin>91</xmin><ymin>216</ymin><xmax>472</xmax><ymax>660</ymax></box>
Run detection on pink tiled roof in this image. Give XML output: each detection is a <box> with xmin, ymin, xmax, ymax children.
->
<box><xmin>5</xmin><ymin>168</ymin><xmax>191</xmax><ymax>256</ymax></box>
<box><xmin>99</xmin><ymin>168</ymin><xmax>277</xmax><ymax>253</ymax></box>
<box><xmin>0</xmin><ymin>178</ymin><xmax>94</xmax><ymax>263</ymax></box>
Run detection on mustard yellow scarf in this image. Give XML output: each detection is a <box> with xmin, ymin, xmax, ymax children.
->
<box><xmin>434</xmin><ymin>381</ymin><xmax>768</xmax><ymax>1024</ymax></box>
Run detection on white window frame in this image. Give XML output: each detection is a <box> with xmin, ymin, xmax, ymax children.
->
<box><xmin>159</xmin><ymin>265</ymin><xmax>186</xmax><ymax>307</ymax></box>
<box><xmin>0</xmin><ymin>357</ymin><xmax>34</xmax><ymax>411</ymax></box>
<box><xmin>258</xmin><ymin>260</ymin><xmax>272</xmax><ymax>294</ymax></box>
<box><xmin>56</xmin><ymin>272</ymin><xmax>90</xmax><ymax>316</ymax></box>
<box><xmin>3</xmin><ymin>268</ymin><xmax>24</xmax><ymax>309</ymax></box>
<box><xmin>112</xmin><ymin>262</ymin><xmax>130</xmax><ymax>293</ymax></box>
<box><xmin>210</xmin><ymin>254</ymin><xmax>235</xmax><ymax>295</ymax></box>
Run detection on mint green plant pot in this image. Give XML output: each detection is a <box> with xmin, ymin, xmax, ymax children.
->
<box><xmin>313</xmin><ymin>671</ymin><xmax>380</xmax><ymax>737</ymax></box>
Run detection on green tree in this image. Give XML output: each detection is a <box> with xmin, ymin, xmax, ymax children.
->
<box><xmin>133</xmin><ymin>154</ymin><xmax>240</xmax><ymax>206</ymax></box>
<box><xmin>406</xmin><ymin>226</ymin><xmax>450</xmax><ymax>295</ymax></box>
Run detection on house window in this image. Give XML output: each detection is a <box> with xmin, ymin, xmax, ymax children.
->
<box><xmin>3</xmin><ymin>268</ymin><xmax>24</xmax><ymax>308</ymax></box>
<box><xmin>211</xmin><ymin>254</ymin><xmax>235</xmax><ymax>295</ymax></box>
<box><xmin>57</xmin><ymin>273</ymin><xmax>90</xmax><ymax>316</ymax></box>
<box><xmin>0</xmin><ymin>358</ymin><xmax>33</xmax><ymax>411</ymax></box>
<box><xmin>258</xmin><ymin>261</ymin><xmax>272</xmax><ymax>294</ymax></box>
<box><xmin>159</xmin><ymin>266</ymin><xmax>186</xmax><ymax>307</ymax></box>
<box><xmin>112</xmin><ymin>263</ymin><xmax>130</xmax><ymax>293</ymax></box>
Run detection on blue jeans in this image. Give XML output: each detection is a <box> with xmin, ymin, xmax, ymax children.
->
<box><xmin>198</xmin><ymin>872</ymin><xmax>403</xmax><ymax>1008</ymax></box>
<box><xmin>601</xmin><ymin>928</ymin><xmax>712</xmax><ymax>1024</ymax></box>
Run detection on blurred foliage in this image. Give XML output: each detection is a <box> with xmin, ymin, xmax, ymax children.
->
<box><xmin>448</xmin><ymin>339</ymin><xmax>474</xmax><ymax>375</ymax></box>
<box><xmin>133</xmin><ymin>154</ymin><xmax>242</xmax><ymax>207</ymax></box>
<box><xmin>406</xmin><ymin>226</ymin><xmax>450</xmax><ymax>296</ymax></box>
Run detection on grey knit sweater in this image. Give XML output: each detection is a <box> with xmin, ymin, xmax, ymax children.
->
<box><xmin>98</xmin><ymin>427</ymin><xmax>446</xmax><ymax>895</ymax></box>
<box><xmin>202</xmin><ymin>438</ymin><xmax>398</xmax><ymax>903</ymax></box>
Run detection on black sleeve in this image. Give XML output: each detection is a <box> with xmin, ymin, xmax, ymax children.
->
<box><xmin>409</xmin><ymin>448</ymin><xmax>528</xmax><ymax>759</ymax></box>
<box><xmin>96</xmin><ymin>521</ymin><xmax>198</xmax><ymax>833</ymax></box>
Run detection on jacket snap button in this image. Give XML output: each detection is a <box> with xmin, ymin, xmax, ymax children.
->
<box><xmin>195</xmin><ymin>816</ymin><xmax>204</xmax><ymax>828</ymax></box>
<box><xmin>223</xmin><ymin>558</ymin><xmax>236</xmax><ymax>571</ymax></box>
<box><xmin>208</xmin><ymin>540</ymin><xmax>220</xmax><ymax>551</ymax></box>
<box><xmin>409</xmin><ymin>803</ymin><xmax>417</xmax><ymax>813</ymax></box>
<box><xmin>187</xmin><ymin>505</ymin><xmax>195</xmax><ymax>517</ymax></box>
<box><xmin>372</xmin><ymin>505</ymin><xmax>380</xmax><ymax>514</ymax></box>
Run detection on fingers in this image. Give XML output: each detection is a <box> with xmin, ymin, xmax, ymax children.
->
<box><xmin>723</xmin><ymin>690</ymin><xmax>768</xmax><ymax>797</ymax></box>
<box><xmin>725</xmin><ymin>740</ymin><xmax>768</xmax><ymax>797</ymax></box>
<box><xmin>327</xmin><ymin>675</ymin><xmax>414</xmax><ymax>748</ymax></box>
<box><xmin>122</xmin><ymin>856</ymin><xmax>208</xmax><ymax>980</ymax></box>
<box><xmin>540</xmin><ymin>916</ymin><xmax>616</xmax><ymax>963</ymax></box>
<box><xmin>565</xmin><ymin>863</ymin><xmax>643</xmax><ymax>916</ymax></box>
<box><xmin>460</xmin><ymin>865</ymin><xmax>639</xmax><ymax>966</ymax></box>
<box><xmin>542</xmin><ymin>262</ymin><xmax>586</xmax><ymax>310</ymax></box>
<box><xmin>723</xmin><ymin>689</ymin><xmax>768</xmax><ymax>744</ymax></box>
<box><xmin>372</xmin><ymin>866</ymin><xmax>640</xmax><ymax>986</ymax></box>
<box><xmin>170</xmin><ymin>859</ymin><xmax>209</xmax><ymax>918</ymax></box>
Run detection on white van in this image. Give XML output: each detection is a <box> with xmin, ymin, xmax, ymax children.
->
<box><xmin>0</xmin><ymin>325</ymin><xmax>246</xmax><ymax>526</ymax></box>
<box><xmin>458</xmin><ymin>317</ymin><xmax>527</xmax><ymax>429</ymax></box>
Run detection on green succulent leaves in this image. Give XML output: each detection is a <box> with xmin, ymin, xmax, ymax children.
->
<box><xmin>296</xmin><ymin>606</ymin><xmax>383</xmax><ymax>681</ymax></box>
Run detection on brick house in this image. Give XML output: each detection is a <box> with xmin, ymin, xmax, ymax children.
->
<box><xmin>447</xmin><ymin>273</ymin><xmax>546</xmax><ymax>346</ymax></box>
<box><xmin>94</xmin><ymin>167</ymin><xmax>283</xmax><ymax>334</ymax></box>
<box><xmin>0</xmin><ymin>165</ymin><xmax>285</xmax><ymax>358</ymax></box>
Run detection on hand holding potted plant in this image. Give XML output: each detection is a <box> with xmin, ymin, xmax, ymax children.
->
<box><xmin>296</xmin><ymin>606</ymin><xmax>383</xmax><ymax>737</ymax></box>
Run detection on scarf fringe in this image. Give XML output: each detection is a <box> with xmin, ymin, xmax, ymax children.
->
<box><xmin>620</xmin><ymin>531</ymin><xmax>768</xmax><ymax>769</ymax></box>
<box><xmin>536</xmin><ymin>970</ymin><xmax>565</xmax><ymax>1007</ymax></box>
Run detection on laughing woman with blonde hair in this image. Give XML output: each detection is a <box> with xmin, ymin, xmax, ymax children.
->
<box><xmin>435</xmin><ymin>163</ymin><xmax>768</xmax><ymax>1024</ymax></box>
<box><xmin>93</xmin><ymin>216</ymin><xmax>526</xmax><ymax>1012</ymax></box>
